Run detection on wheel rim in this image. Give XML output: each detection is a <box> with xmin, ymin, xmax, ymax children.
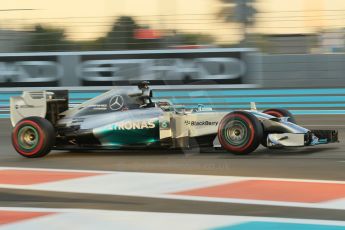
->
<box><xmin>223</xmin><ymin>119</ymin><xmax>249</xmax><ymax>147</ymax></box>
<box><xmin>17</xmin><ymin>125</ymin><xmax>39</xmax><ymax>150</ymax></box>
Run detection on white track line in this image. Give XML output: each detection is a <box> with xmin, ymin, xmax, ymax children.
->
<box><xmin>1</xmin><ymin>166</ymin><xmax>344</xmax><ymax>184</ymax></box>
<box><xmin>0</xmin><ymin>207</ymin><xmax>345</xmax><ymax>230</ymax></box>
<box><xmin>0</xmin><ymin>167</ymin><xmax>345</xmax><ymax>211</ymax></box>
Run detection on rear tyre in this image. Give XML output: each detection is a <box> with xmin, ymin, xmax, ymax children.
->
<box><xmin>12</xmin><ymin>116</ymin><xmax>55</xmax><ymax>158</ymax></box>
<box><xmin>218</xmin><ymin>111</ymin><xmax>263</xmax><ymax>155</ymax></box>
<box><xmin>261</xmin><ymin>108</ymin><xmax>296</xmax><ymax>147</ymax></box>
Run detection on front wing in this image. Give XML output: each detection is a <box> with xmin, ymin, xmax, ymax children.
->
<box><xmin>267</xmin><ymin>130</ymin><xmax>338</xmax><ymax>148</ymax></box>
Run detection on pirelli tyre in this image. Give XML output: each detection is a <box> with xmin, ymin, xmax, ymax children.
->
<box><xmin>12</xmin><ymin>117</ymin><xmax>55</xmax><ymax>158</ymax></box>
<box><xmin>261</xmin><ymin>108</ymin><xmax>296</xmax><ymax>147</ymax></box>
<box><xmin>263</xmin><ymin>108</ymin><xmax>296</xmax><ymax>124</ymax></box>
<box><xmin>218</xmin><ymin>111</ymin><xmax>263</xmax><ymax>155</ymax></box>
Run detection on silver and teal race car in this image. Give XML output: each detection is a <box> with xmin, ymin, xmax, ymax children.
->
<box><xmin>10</xmin><ymin>82</ymin><xmax>339</xmax><ymax>158</ymax></box>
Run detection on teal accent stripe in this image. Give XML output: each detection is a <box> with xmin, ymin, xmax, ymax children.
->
<box><xmin>3</xmin><ymin>89</ymin><xmax>345</xmax><ymax>100</ymax></box>
<box><xmin>166</xmin><ymin>104</ymin><xmax>345</xmax><ymax>109</ymax></box>
<box><xmin>0</xmin><ymin>99</ymin><xmax>90</xmax><ymax>106</ymax></box>
<box><xmin>2</xmin><ymin>109</ymin><xmax>343</xmax><ymax>118</ymax></box>
<box><xmin>1</xmin><ymin>93</ymin><xmax>345</xmax><ymax>103</ymax></box>
<box><xmin>2</xmin><ymin>90</ymin><xmax>345</xmax><ymax>101</ymax></box>
<box><xmin>212</xmin><ymin>221</ymin><xmax>345</xmax><ymax>230</ymax></box>
<box><xmin>154</xmin><ymin>88</ymin><xmax>345</xmax><ymax>97</ymax></box>
<box><xmin>69</xmin><ymin>92</ymin><xmax>103</xmax><ymax>99</ymax></box>
<box><xmin>0</xmin><ymin>93</ymin><xmax>20</xmax><ymax>100</ymax></box>
<box><xmin>196</xmin><ymin>110</ymin><xmax>345</xmax><ymax>115</ymax></box>
<box><xmin>3</xmin><ymin>88</ymin><xmax>345</xmax><ymax>117</ymax></box>
<box><xmin>0</xmin><ymin>101</ymin><xmax>341</xmax><ymax>109</ymax></box>
<box><xmin>188</xmin><ymin>110</ymin><xmax>345</xmax><ymax>115</ymax></box>
<box><xmin>0</xmin><ymin>92</ymin><xmax>103</xmax><ymax>100</ymax></box>
<box><xmin>5</xmin><ymin>102</ymin><xmax>345</xmax><ymax>109</ymax></box>
<box><xmin>291</xmin><ymin>110</ymin><xmax>345</xmax><ymax>115</ymax></box>
<box><xmin>167</xmin><ymin>96</ymin><xmax>345</xmax><ymax>103</ymax></box>
<box><xmin>69</xmin><ymin>99</ymin><xmax>88</xmax><ymax>104</ymax></box>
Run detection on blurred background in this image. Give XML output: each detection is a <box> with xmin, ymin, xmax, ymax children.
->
<box><xmin>0</xmin><ymin>0</ymin><xmax>344</xmax><ymax>87</ymax></box>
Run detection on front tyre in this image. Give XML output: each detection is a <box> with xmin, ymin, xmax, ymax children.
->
<box><xmin>218</xmin><ymin>111</ymin><xmax>263</xmax><ymax>155</ymax></box>
<box><xmin>261</xmin><ymin>108</ymin><xmax>296</xmax><ymax>147</ymax></box>
<box><xmin>12</xmin><ymin>117</ymin><xmax>55</xmax><ymax>158</ymax></box>
<box><xmin>263</xmin><ymin>108</ymin><xmax>296</xmax><ymax>123</ymax></box>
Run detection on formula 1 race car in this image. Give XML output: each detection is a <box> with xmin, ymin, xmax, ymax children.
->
<box><xmin>10</xmin><ymin>82</ymin><xmax>339</xmax><ymax>158</ymax></box>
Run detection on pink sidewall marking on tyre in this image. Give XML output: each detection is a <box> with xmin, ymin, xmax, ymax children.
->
<box><xmin>12</xmin><ymin>120</ymin><xmax>45</xmax><ymax>156</ymax></box>
<box><xmin>218</xmin><ymin>113</ymin><xmax>255</xmax><ymax>153</ymax></box>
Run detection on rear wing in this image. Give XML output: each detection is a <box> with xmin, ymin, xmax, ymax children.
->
<box><xmin>10</xmin><ymin>90</ymin><xmax>68</xmax><ymax>127</ymax></box>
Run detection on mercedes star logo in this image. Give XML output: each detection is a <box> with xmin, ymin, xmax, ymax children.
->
<box><xmin>109</xmin><ymin>95</ymin><xmax>124</xmax><ymax>111</ymax></box>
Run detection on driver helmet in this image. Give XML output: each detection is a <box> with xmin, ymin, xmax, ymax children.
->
<box><xmin>138</xmin><ymin>81</ymin><xmax>150</xmax><ymax>90</ymax></box>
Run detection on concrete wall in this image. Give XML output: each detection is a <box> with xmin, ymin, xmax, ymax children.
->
<box><xmin>244</xmin><ymin>53</ymin><xmax>345</xmax><ymax>88</ymax></box>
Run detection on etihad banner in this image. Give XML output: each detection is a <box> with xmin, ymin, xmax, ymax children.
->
<box><xmin>0</xmin><ymin>48</ymin><xmax>256</xmax><ymax>87</ymax></box>
<box><xmin>0</xmin><ymin>55</ymin><xmax>61</xmax><ymax>87</ymax></box>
